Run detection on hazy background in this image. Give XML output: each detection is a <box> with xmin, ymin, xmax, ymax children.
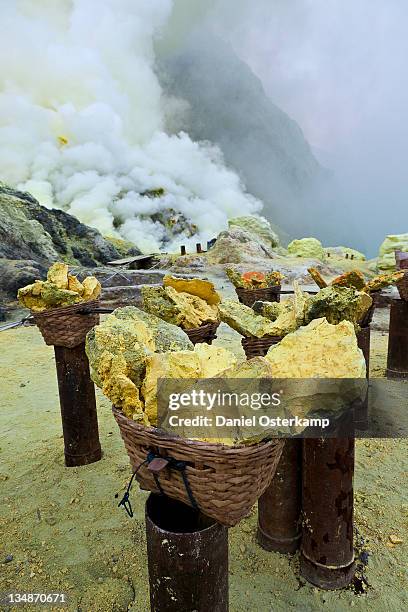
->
<box><xmin>170</xmin><ymin>0</ymin><xmax>408</xmax><ymax>256</ymax></box>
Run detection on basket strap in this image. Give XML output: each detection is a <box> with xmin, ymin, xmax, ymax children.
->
<box><xmin>168</xmin><ymin>459</ymin><xmax>199</xmax><ymax>510</ymax></box>
<box><xmin>151</xmin><ymin>454</ymin><xmax>199</xmax><ymax>510</ymax></box>
<box><xmin>115</xmin><ymin>457</ymin><xmax>149</xmax><ymax>517</ymax></box>
<box><xmin>117</xmin><ymin>451</ymin><xmax>199</xmax><ymax>517</ymax></box>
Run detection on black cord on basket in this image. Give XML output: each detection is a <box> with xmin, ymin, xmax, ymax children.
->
<box><xmin>116</xmin><ymin>452</ymin><xmax>199</xmax><ymax>518</ymax></box>
<box><xmin>172</xmin><ymin>460</ymin><xmax>199</xmax><ymax>510</ymax></box>
<box><xmin>116</xmin><ymin>458</ymin><xmax>149</xmax><ymax>518</ymax></box>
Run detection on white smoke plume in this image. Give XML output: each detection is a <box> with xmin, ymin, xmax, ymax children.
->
<box><xmin>0</xmin><ymin>0</ymin><xmax>261</xmax><ymax>253</ymax></box>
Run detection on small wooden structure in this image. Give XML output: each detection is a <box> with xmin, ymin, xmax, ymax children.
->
<box><xmin>107</xmin><ymin>254</ymin><xmax>155</xmax><ymax>270</ymax></box>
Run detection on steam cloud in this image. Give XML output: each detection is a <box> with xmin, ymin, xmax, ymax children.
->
<box><xmin>0</xmin><ymin>0</ymin><xmax>261</xmax><ymax>253</ymax></box>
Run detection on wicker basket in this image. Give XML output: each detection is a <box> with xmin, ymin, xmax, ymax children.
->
<box><xmin>113</xmin><ymin>408</ymin><xmax>284</xmax><ymax>527</ymax></box>
<box><xmin>241</xmin><ymin>335</ymin><xmax>282</xmax><ymax>359</ymax></box>
<box><xmin>184</xmin><ymin>321</ymin><xmax>220</xmax><ymax>345</ymax></box>
<box><xmin>33</xmin><ymin>300</ymin><xmax>100</xmax><ymax>348</ymax></box>
<box><xmin>235</xmin><ymin>286</ymin><xmax>281</xmax><ymax>307</ymax></box>
<box><xmin>397</xmin><ymin>271</ymin><xmax>408</xmax><ymax>302</ymax></box>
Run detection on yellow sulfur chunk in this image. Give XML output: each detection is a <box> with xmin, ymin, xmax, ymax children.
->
<box><xmin>47</xmin><ymin>262</ymin><xmax>69</xmax><ymax>289</ymax></box>
<box><xmin>68</xmin><ymin>274</ymin><xmax>84</xmax><ymax>295</ymax></box>
<box><xmin>142</xmin><ymin>350</ymin><xmax>202</xmax><ymax>426</ymax></box>
<box><xmin>17</xmin><ymin>283</ymin><xmax>48</xmax><ymax>312</ymax></box>
<box><xmin>194</xmin><ymin>343</ymin><xmax>237</xmax><ymax>377</ymax></box>
<box><xmin>266</xmin><ymin>318</ymin><xmax>366</xmax><ymax>378</ymax></box>
<box><xmin>164</xmin><ymin>276</ymin><xmax>221</xmax><ymax>305</ymax></box>
<box><xmin>82</xmin><ymin>276</ymin><xmax>102</xmax><ymax>301</ymax></box>
<box><xmin>165</xmin><ymin>286</ymin><xmax>218</xmax><ymax>329</ymax></box>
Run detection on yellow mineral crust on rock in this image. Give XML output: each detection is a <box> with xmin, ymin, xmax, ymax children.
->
<box><xmin>163</xmin><ymin>276</ymin><xmax>221</xmax><ymax>305</ymax></box>
<box><xmin>219</xmin><ymin>300</ymin><xmax>279</xmax><ymax>338</ymax></box>
<box><xmin>219</xmin><ymin>284</ymin><xmax>309</xmax><ymax>339</ymax></box>
<box><xmin>252</xmin><ymin>300</ymin><xmax>284</xmax><ymax>321</ymax></box>
<box><xmin>142</xmin><ymin>351</ymin><xmax>202</xmax><ymax>426</ymax></box>
<box><xmin>364</xmin><ymin>271</ymin><xmax>405</xmax><ymax>293</ymax></box>
<box><xmin>266</xmin><ymin>318</ymin><xmax>366</xmax><ymax>378</ymax></box>
<box><xmin>47</xmin><ymin>262</ymin><xmax>69</xmax><ymax>289</ymax></box>
<box><xmin>219</xmin><ymin>356</ymin><xmax>274</xmax><ymax>378</ymax></box>
<box><xmin>86</xmin><ymin>317</ymin><xmax>153</xmax><ymax>390</ymax></box>
<box><xmin>304</xmin><ymin>286</ymin><xmax>372</xmax><ymax>328</ymax></box>
<box><xmin>98</xmin><ymin>352</ymin><xmax>144</xmax><ymax>420</ymax></box>
<box><xmin>85</xmin><ymin>306</ymin><xmax>194</xmax><ymax>413</ymax></box>
<box><xmin>40</xmin><ymin>282</ymin><xmax>82</xmax><ymax>308</ymax></box>
<box><xmin>68</xmin><ymin>274</ymin><xmax>84</xmax><ymax>295</ymax></box>
<box><xmin>17</xmin><ymin>262</ymin><xmax>101</xmax><ymax>311</ymax></box>
<box><xmin>17</xmin><ymin>283</ymin><xmax>48</xmax><ymax>312</ymax></box>
<box><xmin>331</xmin><ymin>270</ymin><xmax>366</xmax><ymax>290</ymax></box>
<box><xmin>307</xmin><ymin>267</ymin><xmax>328</xmax><ymax>289</ymax></box>
<box><xmin>194</xmin><ymin>343</ymin><xmax>238</xmax><ymax>377</ymax></box>
<box><xmin>165</xmin><ymin>286</ymin><xmax>219</xmax><ymax>329</ymax></box>
<box><xmin>82</xmin><ymin>276</ymin><xmax>101</xmax><ymax>301</ymax></box>
<box><xmin>142</xmin><ymin>344</ymin><xmax>237</xmax><ymax>426</ymax></box>
<box><xmin>266</xmin><ymin>282</ymin><xmax>309</xmax><ymax>337</ymax></box>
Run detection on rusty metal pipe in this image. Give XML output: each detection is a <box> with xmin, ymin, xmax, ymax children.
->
<box><xmin>54</xmin><ymin>343</ymin><xmax>102</xmax><ymax>467</ymax></box>
<box><xmin>146</xmin><ymin>494</ymin><xmax>228</xmax><ymax>612</ymax></box>
<box><xmin>387</xmin><ymin>298</ymin><xmax>408</xmax><ymax>379</ymax></box>
<box><xmin>355</xmin><ymin>325</ymin><xmax>370</xmax><ymax>429</ymax></box>
<box><xmin>300</xmin><ymin>438</ymin><xmax>355</xmax><ymax>589</ymax></box>
<box><xmin>180</xmin><ymin>245</ymin><xmax>186</xmax><ymax>256</ymax></box>
<box><xmin>257</xmin><ymin>439</ymin><xmax>301</xmax><ymax>554</ymax></box>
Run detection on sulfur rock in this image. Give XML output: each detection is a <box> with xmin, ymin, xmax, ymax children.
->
<box><xmin>68</xmin><ymin>274</ymin><xmax>84</xmax><ymax>295</ymax></box>
<box><xmin>165</xmin><ymin>286</ymin><xmax>219</xmax><ymax>329</ymax></box>
<box><xmin>143</xmin><ymin>350</ymin><xmax>202</xmax><ymax>426</ymax></box>
<box><xmin>271</xmin><ymin>282</ymin><xmax>309</xmax><ymax>335</ymax></box>
<box><xmin>266</xmin><ymin>318</ymin><xmax>366</xmax><ymax>378</ymax></box>
<box><xmin>219</xmin><ymin>300</ymin><xmax>279</xmax><ymax>338</ymax></box>
<box><xmin>40</xmin><ymin>282</ymin><xmax>82</xmax><ymax>308</ymax></box>
<box><xmin>225</xmin><ymin>267</ymin><xmax>246</xmax><ymax>288</ymax></box>
<box><xmin>17</xmin><ymin>262</ymin><xmax>102</xmax><ymax>311</ymax></box>
<box><xmin>251</xmin><ymin>283</ymin><xmax>309</xmax><ymax>336</ymax></box>
<box><xmin>364</xmin><ymin>271</ymin><xmax>404</xmax><ymax>293</ymax></box>
<box><xmin>142</xmin><ymin>344</ymin><xmax>237</xmax><ymax>426</ymax></box>
<box><xmin>331</xmin><ymin>270</ymin><xmax>366</xmax><ymax>290</ymax></box>
<box><xmin>219</xmin><ymin>356</ymin><xmax>274</xmax><ymax>379</ymax></box>
<box><xmin>47</xmin><ymin>262</ymin><xmax>69</xmax><ymax>289</ymax></box>
<box><xmin>308</xmin><ymin>267</ymin><xmax>328</xmax><ymax>289</ymax></box>
<box><xmin>252</xmin><ymin>300</ymin><xmax>284</xmax><ymax>321</ymax></box>
<box><xmin>141</xmin><ymin>286</ymin><xmax>179</xmax><ymax>326</ymax></box>
<box><xmin>143</xmin><ymin>285</ymin><xmax>218</xmax><ymax>329</ymax></box>
<box><xmin>287</xmin><ymin>238</ymin><xmax>325</xmax><ymax>260</ymax></box>
<box><xmin>265</xmin><ymin>271</ymin><xmax>284</xmax><ymax>287</ymax></box>
<box><xmin>378</xmin><ymin>233</ymin><xmax>408</xmax><ymax>271</ymax></box>
<box><xmin>17</xmin><ymin>282</ymin><xmax>47</xmax><ymax>312</ymax></box>
<box><xmin>265</xmin><ymin>318</ymin><xmax>366</xmax><ymax>425</ymax></box>
<box><xmin>194</xmin><ymin>343</ymin><xmax>237</xmax><ymax>377</ymax></box>
<box><xmin>86</xmin><ymin>316</ymin><xmax>152</xmax><ymax>390</ymax></box>
<box><xmin>82</xmin><ymin>276</ymin><xmax>101</xmax><ymax>301</ymax></box>
<box><xmin>163</xmin><ymin>275</ymin><xmax>221</xmax><ymax>305</ymax></box>
<box><xmin>98</xmin><ymin>351</ymin><xmax>144</xmax><ymax>420</ymax></box>
<box><xmin>107</xmin><ymin>306</ymin><xmax>193</xmax><ymax>354</ymax></box>
<box><xmin>304</xmin><ymin>286</ymin><xmax>372</xmax><ymax>327</ymax></box>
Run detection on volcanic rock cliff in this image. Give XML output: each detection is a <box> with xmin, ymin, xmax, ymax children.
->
<box><xmin>0</xmin><ymin>184</ymin><xmax>138</xmax><ymax>300</ymax></box>
<box><xmin>159</xmin><ymin>32</ymin><xmax>325</xmax><ymax>238</ymax></box>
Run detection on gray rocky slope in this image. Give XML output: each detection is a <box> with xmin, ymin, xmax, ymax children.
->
<box><xmin>0</xmin><ymin>184</ymin><xmax>139</xmax><ymax>301</ymax></box>
<box><xmin>159</xmin><ymin>31</ymin><xmax>325</xmax><ymax>239</ymax></box>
